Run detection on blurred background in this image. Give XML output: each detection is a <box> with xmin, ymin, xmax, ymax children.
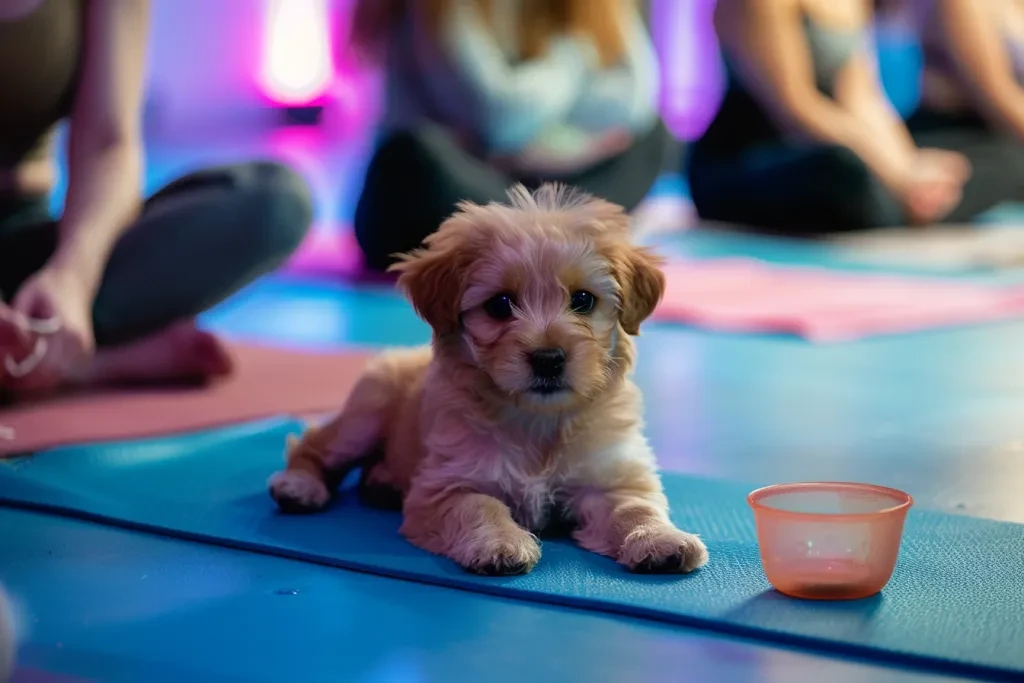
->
<box><xmin>57</xmin><ymin>0</ymin><xmax>923</xmax><ymax>274</ymax></box>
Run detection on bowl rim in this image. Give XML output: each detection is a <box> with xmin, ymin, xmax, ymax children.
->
<box><xmin>747</xmin><ymin>481</ymin><xmax>914</xmax><ymax>521</ymax></box>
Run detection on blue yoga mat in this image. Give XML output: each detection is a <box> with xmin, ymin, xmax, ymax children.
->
<box><xmin>1</xmin><ymin>417</ymin><xmax>1022</xmax><ymax>680</ymax></box>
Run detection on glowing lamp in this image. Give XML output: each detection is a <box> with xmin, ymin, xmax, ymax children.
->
<box><xmin>260</xmin><ymin>0</ymin><xmax>334</xmax><ymax>108</ymax></box>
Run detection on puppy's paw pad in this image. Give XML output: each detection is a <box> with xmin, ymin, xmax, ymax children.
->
<box><xmin>461</xmin><ymin>532</ymin><xmax>542</xmax><ymax>576</ymax></box>
<box><xmin>268</xmin><ymin>471</ymin><xmax>330</xmax><ymax>513</ymax></box>
<box><xmin>621</xmin><ymin>527</ymin><xmax>708</xmax><ymax>574</ymax></box>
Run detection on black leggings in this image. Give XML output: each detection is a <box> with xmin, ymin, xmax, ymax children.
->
<box><xmin>0</xmin><ymin>161</ymin><xmax>313</xmax><ymax>347</ymax></box>
<box><xmin>354</xmin><ymin>122</ymin><xmax>674</xmax><ymax>270</ymax></box>
<box><xmin>686</xmin><ymin>112</ymin><xmax>1024</xmax><ymax>236</ymax></box>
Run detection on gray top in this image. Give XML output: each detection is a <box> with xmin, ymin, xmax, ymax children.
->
<box><xmin>378</xmin><ymin>0</ymin><xmax>659</xmax><ymax>156</ymax></box>
<box><xmin>803</xmin><ymin>16</ymin><xmax>863</xmax><ymax>94</ymax></box>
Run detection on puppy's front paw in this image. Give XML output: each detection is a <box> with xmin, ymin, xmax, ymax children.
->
<box><xmin>455</xmin><ymin>526</ymin><xmax>542</xmax><ymax>576</ymax></box>
<box><xmin>619</xmin><ymin>525</ymin><xmax>708</xmax><ymax>574</ymax></box>
<box><xmin>268</xmin><ymin>470</ymin><xmax>330</xmax><ymax>513</ymax></box>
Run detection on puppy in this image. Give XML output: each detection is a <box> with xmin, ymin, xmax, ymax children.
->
<box><xmin>268</xmin><ymin>184</ymin><xmax>708</xmax><ymax>576</ymax></box>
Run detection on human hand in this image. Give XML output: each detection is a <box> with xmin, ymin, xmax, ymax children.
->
<box><xmin>0</xmin><ymin>158</ymin><xmax>56</xmax><ymax>195</ymax></box>
<box><xmin>0</xmin><ymin>304</ymin><xmax>36</xmax><ymax>384</ymax></box>
<box><xmin>590</xmin><ymin>127</ymin><xmax>633</xmax><ymax>158</ymax></box>
<box><xmin>916</xmin><ymin>148</ymin><xmax>971</xmax><ymax>184</ymax></box>
<box><xmin>507</xmin><ymin>128</ymin><xmax>633</xmax><ymax>176</ymax></box>
<box><xmin>900</xmin><ymin>149</ymin><xmax>971</xmax><ymax>225</ymax></box>
<box><xmin>903</xmin><ymin>175</ymin><xmax>960</xmax><ymax>226</ymax></box>
<box><xmin>6</xmin><ymin>266</ymin><xmax>95</xmax><ymax>394</ymax></box>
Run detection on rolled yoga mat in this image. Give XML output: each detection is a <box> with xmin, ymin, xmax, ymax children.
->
<box><xmin>0</xmin><ymin>418</ymin><xmax>1021</xmax><ymax>681</ymax></box>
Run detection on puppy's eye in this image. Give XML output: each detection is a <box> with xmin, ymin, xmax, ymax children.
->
<box><xmin>482</xmin><ymin>293</ymin><xmax>515</xmax><ymax>321</ymax></box>
<box><xmin>569</xmin><ymin>290</ymin><xmax>597</xmax><ymax>314</ymax></box>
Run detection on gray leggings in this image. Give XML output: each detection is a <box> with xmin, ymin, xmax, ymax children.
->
<box><xmin>0</xmin><ymin>161</ymin><xmax>313</xmax><ymax>347</ymax></box>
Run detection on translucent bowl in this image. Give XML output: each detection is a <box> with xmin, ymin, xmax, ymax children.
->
<box><xmin>747</xmin><ymin>482</ymin><xmax>913</xmax><ymax>600</ymax></box>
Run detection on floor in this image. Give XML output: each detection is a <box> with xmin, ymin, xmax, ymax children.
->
<box><xmin>3</xmin><ymin>121</ymin><xmax>1024</xmax><ymax>682</ymax></box>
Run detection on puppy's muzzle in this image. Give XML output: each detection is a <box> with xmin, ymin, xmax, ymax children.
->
<box><xmin>529</xmin><ymin>348</ymin><xmax>568</xmax><ymax>394</ymax></box>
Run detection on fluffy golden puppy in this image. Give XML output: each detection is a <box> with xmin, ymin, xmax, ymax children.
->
<box><xmin>268</xmin><ymin>184</ymin><xmax>708</xmax><ymax>576</ymax></box>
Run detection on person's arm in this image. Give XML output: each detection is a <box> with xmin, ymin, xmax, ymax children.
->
<box><xmin>567</xmin><ymin>2</ymin><xmax>661</xmax><ymax>134</ymax></box>
<box><xmin>717</xmin><ymin>0</ymin><xmax>913</xmax><ymax>191</ymax></box>
<box><xmin>930</xmin><ymin>0</ymin><xmax>1024</xmax><ymax>140</ymax></box>
<box><xmin>432</xmin><ymin>0</ymin><xmax>597</xmax><ymax>153</ymax></box>
<box><xmin>834</xmin><ymin>43</ymin><xmax>918</xmax><ymax>161</ymax></box>
<box><xmin>48</xmin><ymin>0</ymin><xmax>149</xmax><ymax>301</ymax></box>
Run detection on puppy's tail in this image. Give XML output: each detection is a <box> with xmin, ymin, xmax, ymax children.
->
<box><xmin>269</xmin><ymin>351</ymin><xmax>413</xmax><ymax>512</ymax></box>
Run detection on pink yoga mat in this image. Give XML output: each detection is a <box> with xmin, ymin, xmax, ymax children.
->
<box><xmin>654</xmin><ymin>259</ymin><xmax>1024</xmax><ymax>342</ymax></box>
<box><xmin>0</xmin><ymin>343</ymin><xmax>371</xmax><ymax>457</ymax></box>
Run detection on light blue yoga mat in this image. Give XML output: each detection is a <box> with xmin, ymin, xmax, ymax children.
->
<box><xmin>0</xmin><ymin>417</ymin><xmax>1021</xmax><ymax>681</ymax></box>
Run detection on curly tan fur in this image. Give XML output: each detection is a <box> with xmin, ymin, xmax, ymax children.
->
<box><xmin>268</xmin><ymin>184</ymin><xmax>707</xmax><ymax>576</ymax></box>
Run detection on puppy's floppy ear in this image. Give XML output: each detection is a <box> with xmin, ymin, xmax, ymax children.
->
<box><xmin>576</xmin><ymin>194</ymin><xmax>664</xmax><ymax>335</ymax></box>
<box><xmin>611</xmin><ymin>244</ymin><xmax>666</xmax><ymax>336</ymax></box>
<box><xmin>388</xmin><ymin>212</ymin><xmax>477</xmax><ymax>336</ymax></box>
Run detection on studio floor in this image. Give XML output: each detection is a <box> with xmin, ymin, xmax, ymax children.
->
<box><xmin>3</xmin><ymin>123</ymin><xmax>1024</xmax><ymax>683</ymax></box>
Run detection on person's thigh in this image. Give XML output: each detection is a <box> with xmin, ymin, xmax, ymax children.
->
<box><xmin>687</xmin><ymin>143</ymin><xmax>905</xmax><ymax>234</ymax></box>
<box><xmin>353</xmin><ymin>126</ymin><xmax>511</xmax><ymax>271</ymax></box>
<box><xmin>561</xmin><ymin>120</ymin><xmax>677</xmax><ymax>211</ymax></box>
<box><xmin>92</xmin><ymin>161</ymin><xmax>313</xmax><ymax>346</ymax></box>
<box><xmin>0</xmin><ymin>196</ymin><xmax>57</xmax><ymax>303</ymax></box>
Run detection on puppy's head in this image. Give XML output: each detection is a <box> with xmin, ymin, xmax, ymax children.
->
<box><xmin>390</xmin><ymin>184</ymin><xmax>665</xmax><ymax>412</ymax></box>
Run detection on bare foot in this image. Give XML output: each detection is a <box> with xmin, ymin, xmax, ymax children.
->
<box><xmin>72</xmin><ymin>321</ymin><xmax>235</xmax><ymax>387</ymax></box>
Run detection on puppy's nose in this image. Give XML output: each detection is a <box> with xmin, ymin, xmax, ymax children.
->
<box><xmin>529</xmin><ymin>348</ymin><xmax>566</xmax><ymax>379</ymax></box>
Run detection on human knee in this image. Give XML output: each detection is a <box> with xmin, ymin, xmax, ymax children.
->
<box><xmin>355</xmin><ymin>234</ymin><xmax>400</xmax><ymax>273</ymax></box>
<box><xmin>376</xmin><ymin>128</ymin><xmax>426</xmax><ymax>157</ymax></box>
<box><xmin>242</xmin><ymin>161</ymin><xmax>315</xmax><ymax>258</ymax></box>
<box><xmin>354</xmin><ymin>128</ymin><xmax>466</xmax><ymax>271</ymax></box>
<box><xmin>372</xmin><ymin>126</ymin><xmax>463</xmax><ymax>179</ymax></box>
<box><xmin>353</xmin><ymin>197</ymin><xmax>419</xmax><ymax>272</ymax></box>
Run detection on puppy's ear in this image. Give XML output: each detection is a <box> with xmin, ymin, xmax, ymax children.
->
<box><xmin>579</xmin><ymin>197</ymin><xmax>664</xmax><ymax>335</ymax></box>
<box><xmin>389</xmin><ymin>214</ymin><xmax>476</xmax><ymax>336</ymax></box>
<box><xmin>612</xmin><ymin>244</ymin><xmax>666</xmax><ymax>336</ymax></box>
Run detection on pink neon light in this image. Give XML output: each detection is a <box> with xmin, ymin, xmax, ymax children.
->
<box><xmin>651</xmin><ymin>0</ymin><xmax>723</xmax><ymax>139</ymax></box>
<box><xmin>260</xmin><ymin>0</ymin><xmax>335</xmax><ymax>105</ymax></box>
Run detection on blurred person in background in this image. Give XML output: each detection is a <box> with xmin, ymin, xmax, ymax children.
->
<box><xmin>903</xmin><ymin>0</ymin><xmax>1024</xmax><ymax>198</ymax></box>
<box><xmin>684</xmin><ymin>0</ymin><xmax>1017</xmax><ymax>236</ymax></box>
<box><xmin>0</xmin><ymin>0</ymin><xmax>313</xmax><ymax>400</ymax></box>
<box><xmin>349</xmin><ymin>0</ymin><xmax>671</xmax><ymax>271</ymax></box>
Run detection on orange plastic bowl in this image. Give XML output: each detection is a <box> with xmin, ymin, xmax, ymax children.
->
<box><xmin>747</xmin><ymin>482</ymin><xmax>913</xmax><ymax>600</ymax></box>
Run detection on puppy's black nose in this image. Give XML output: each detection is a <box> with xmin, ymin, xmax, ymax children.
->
<box><xmin>529</xmin><ymin>348</ymin><xmax>566</xmax><ymax>379</ymax></box>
